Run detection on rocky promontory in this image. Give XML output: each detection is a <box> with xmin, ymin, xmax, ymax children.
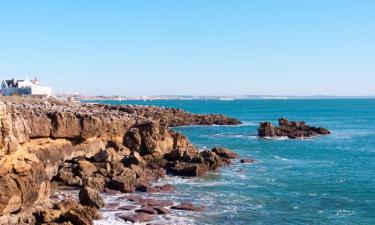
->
<box><xmin>258</xmin><ymin>118</ymin><xmax>331</xmax><ymax>139</ymax></box>
<box><xmin>0</xmin><ymin>97</ymin><xmax>243</xmax><ymax>225</ymax></box>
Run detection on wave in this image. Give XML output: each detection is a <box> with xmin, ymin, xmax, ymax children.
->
<box><xmin>263</xmin><ymin>136</ymin><xmax>289</xmax><ymax>140</ymax></box>
<box><xmin>273</xmin><ymin>155</ymin><xmax>291</xmax><ymax>161</ymax></box>
<box><xmin>201</xmin><ymin>133</ymin><xmax>258</xmax><ymax>140</ymax></box>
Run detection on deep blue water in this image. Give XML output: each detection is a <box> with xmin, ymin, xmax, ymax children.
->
<box><xmin>91</xmin><ymin>99</ymin><xmax>375</xmax><ymax>225</ymax></box>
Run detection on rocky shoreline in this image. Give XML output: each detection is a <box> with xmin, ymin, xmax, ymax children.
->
<box><xmin>0</xmin><ymin>97</ymin><xmax>246</xmax><ymax>225</ymax></box>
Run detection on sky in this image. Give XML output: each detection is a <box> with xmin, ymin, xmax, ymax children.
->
<box><xmin>0</xmin><ymin>0</ymin><xmax>374</xmax><ymax>96</ymax></box>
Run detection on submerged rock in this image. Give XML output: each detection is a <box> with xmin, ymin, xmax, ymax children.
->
<box><xmin>118</xmin><ymin>212</ymin><xmax>153</xmax><ymax>223</ymax></box>
<box><xmin>171</xmin><ymin>203</ymin><xmax>206</xmax><ymax>212</ymax></box>
<box><xmin>211</xmin><ymin>147</ymin><xmax>240</xmax><ymax>159</ymax></box>
<box><xmin>240</xmin><ymin>158</ymin><xmax>255</xmax><ymax>163</ymax></box>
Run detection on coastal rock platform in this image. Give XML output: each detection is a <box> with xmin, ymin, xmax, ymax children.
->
<box><xmin>0</xmin><ymin>96</ymin><xmax>246</xmax><ymax>225</ymax></box>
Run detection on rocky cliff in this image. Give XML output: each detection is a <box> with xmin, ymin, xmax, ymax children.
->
<box><xmin>0</xmin><ymin>98</ymin><xmax>242</xmax><ymax>224</ymax></box>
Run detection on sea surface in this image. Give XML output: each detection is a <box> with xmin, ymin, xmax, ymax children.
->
<box><xmin>87</xmin><ymin>99</ymin><xmax>375</xmax><ymax>225</ymax></box>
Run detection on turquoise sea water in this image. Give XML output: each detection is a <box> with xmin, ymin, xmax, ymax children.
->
<box><xmin>90</xmin><ymin>99</ymin><xmax>375</xmax><ymax>225</ymax></box>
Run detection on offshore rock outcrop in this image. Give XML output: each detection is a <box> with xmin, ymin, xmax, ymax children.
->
<box><xmin>258</xmin><ymin>118</ymin><xmax>331</xmax><ymax>139</ymax></box>
<box><xmin>0</xmin><ymin>97</ymin><xmax>242</xmax><ymax>224</ymax></box>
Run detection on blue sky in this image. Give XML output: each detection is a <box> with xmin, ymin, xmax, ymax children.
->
<box><xmin>0</xmin><ymin>0</ymin><xmax>374</xmax><ymax>96</ymax></box>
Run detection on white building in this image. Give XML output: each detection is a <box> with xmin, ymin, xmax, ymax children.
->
<box><xmin>1</xmin><ymin>78</ymin><xmax>52</xmax><ymax>97</ymax></box>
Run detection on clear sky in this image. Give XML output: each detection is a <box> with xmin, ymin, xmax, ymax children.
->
<box><xmin>0</xmin><ymin>0</ymin><xmax>374</xmax><ymax>96</ymax></box>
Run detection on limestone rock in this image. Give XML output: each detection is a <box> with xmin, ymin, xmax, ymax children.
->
<box><xmin>78</xmin><ymin>187</ymin><xmax>105</xmax><ymax>209</ymax></box>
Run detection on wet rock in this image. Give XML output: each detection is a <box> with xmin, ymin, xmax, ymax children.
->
<box><xmin>135</xmin><ymin>207</ymin><xmax>157</xmax><ymax>215</ymax></box>
<box><xmin>139</xmin><ymin>199</ymin><xmax>174</xmax><ymax>207</ymax></box>
<box><xmin>258</xmin><ymin>118</ymin><xmax>330</xmax><ymax>139</ymax></box>
<box><xmin>78</xmin><ymin>187</ymin><xmax>105</xmax><ymax>209</ymax></box>
<box><xmin>118</xmin><ymin>212</ymin><xmax>152</xmax><ymax>223</ymax></box>
<box><xmin>200</xmin><ymin>150</ymin><xmax>223</xmax><ymax>169</ymax></box>
<box><xmin>103</xmin><ymin>188</ymin><xmax>121</xmax><ymax>195</ymax></box>
<box><xmin>171</xmin><ymin>203</ymin><xmax>206</xmax><ymax>212</ymax></box>
<box><xmin>166</xmin><ymin>162</ymin><xmax>208</xmax><ymax>176</ymax></box>
<box><xmin>118</xmin><ymin>195</ymin><xmax>142</xmax><ymax>203</ymax></box>
<box><xmin>153</xmin><ymin>207</ymin><xmax>171</xmax><ymax>215</ymax></box>
<box><xmin>119</xmin><ymin>205</ymin><xmax>137</xmax><ymax>211</ymax></box>
<box><xmin>211</xmin><ymin>147</ymin><xmax>239</xmax><ymax>159</ymax></box>
<box><xmin>240</xmin><ymin>158</ymin><xmax>255</xmax><ymax>163</ymax></box>
<box><xmin>56</xmin><ymin>199</ymin><xmax>102</xmax><ymax>225</ymax></box>
<box><xmin>106</xmin><ymin>202</ymin><xmax>121</xmax><ymax>209</ymax></box>
<box><xmin>156</xmin><ymin>184</ymin><xmax>176</xmax><ymax>192</ymax></box>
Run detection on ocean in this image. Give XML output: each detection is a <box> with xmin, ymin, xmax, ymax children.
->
<box><xmin>88</xmin><ymin>99</ymin><xmax>375</xmax><ymax>225</ymax></box>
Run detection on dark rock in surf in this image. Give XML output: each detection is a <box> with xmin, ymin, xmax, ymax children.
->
<box><xmin>257</xmin><ymin>118</ymin><xmax>330</xmax><ymax>139</ymax></box>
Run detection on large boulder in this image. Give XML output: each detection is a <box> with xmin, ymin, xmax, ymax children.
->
<box><xmin>78</xmin><ymin>187</ymin><xmax>105</xmax><ymax>209</ymax></box>
<box><xmin>257</xmin><ymin>118</ymin><xmax>331</xmax><ymax>139</ymax></box>
<box><xmin>166</xmin><ymin>162</ymin><xmax>208</xmax><ymax>177</ymax></box>
<box><xmin>171</xmin><ymin>203</ymin><xmax>206</xmax><ymax>212</ymax></box>
<box><xmin>93</xmin><ymin>148</ymin><xmax>122</xmax><ymax>163</ymax></box>
<box><xmin>211</xmin><ymin>147</ymin><xmax>239</xmax><ymax>159</ymax></box>
<box><xmin>106</xmin><ymin>168</ymin><xmax>136</xmax><ymax>193</ymax></box>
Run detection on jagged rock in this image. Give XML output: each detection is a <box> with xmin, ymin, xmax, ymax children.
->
<box><xmin>118</xmin><ymin>212</ymin><xmax>152</xmax><ymax>223</ymax></box>
<box><xmin>124</xmin><ymin>121</ymin><xmax>175</xmax><ymax>157</ymax></box>
<box><xmin>107</xmin><ymin>168</ymin><xmax>136</xmax><ymax>193</ymax></box>
<box><xmin>240</xmin><ymin>158</ymin><xmax>255</xmax><ymax>163</ymax></box>
<box><xmin>78</xmin><ymin>187</ymin><xmax>105</xmax><ymax>209</ymax></box>
<box><xmin>123</xmin><ymin>152</ymin><xmax>147</xmax><ymax>167</ymax></box>
<box><xmin>105</xmin><ymin>104</ymin><xmax>241</xmax><ymax>127</ymax></box>
<box><xmin>57</xmin><ymin>199</ymin><xmax>102</xmax><ymax>225</ymax></box>
<box><xmin>93</xmin><ymin>163</ymin><xmax>111</xmax><ymax>177</ymax></box>
<box><xmin>39</xmin><ymin>209</ymin><xmax>62</xmax><ymax>223</ymax></box>
<box><xmin>211</xmin><ymin>147</ymin><xmax>239</xmax><ymax>159</ymax></box>
<box><xmin>82</xmin><ymin>176</ymin><xmax>106</xmax><ymax>192</ymax></box>
<box><xmin>76</xmin><ymin>160</ymin><xmax>97</xmax><ymax>178</ymax></box>
<box><xmin>200</xmin><ymin>150</ymin><xmax>222</xmax><ymax>170</ymax></box>
<box><xmin>0</xmin><ymin>97</ymin><xmax>241</xmax><ymax>219</ymax></box>
<box><xmin>0</xmin><ymin>152</ymin><xmax>49</xmax><ymax>216</ymax></box>
<box><xmin>258</xmin><ymin>118</ymin><xmax>331</xmax><ymax>139</ymax></box>
<box><xmin>93</xmin><ymin>148</ymin><xmax>122</xmax><ymax>163</ymax></box>
<box><xmin>166</xmin><ymin>162</ymin><xmax>208</xmax><ymax>177</ymax></box>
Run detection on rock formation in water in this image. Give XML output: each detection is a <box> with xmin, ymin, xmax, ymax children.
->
<box><xmin>257</xmin><ymin>118</ymin><xmax>331</xmax><ymax>139</ymax></box>
<box><xmin>0</xmin><ymin>97</ymin><xmax>244</xmax><ymax>225</ymax></box>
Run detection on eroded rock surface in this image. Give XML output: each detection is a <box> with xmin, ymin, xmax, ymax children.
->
<box><xmin>0</xmin><ymin>97</ymin><xmax>242</xmax><ymax>224</ymax></box>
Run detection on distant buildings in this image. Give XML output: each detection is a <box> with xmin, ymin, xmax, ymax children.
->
<box><xmin>1</xmin><ymin>77</ymin><xmax>52</xmax><ymax>97</ymax></box>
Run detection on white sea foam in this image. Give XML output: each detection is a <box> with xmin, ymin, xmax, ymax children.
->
<box><xmin>263</xmin><ymin>136</ymin><xmax>289</xmax><ymax>140</ymax></box>
<box><xmin>273</xmin><ymin>155</ymin><xmax>290</xmax><ymax>161</ymax></box>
